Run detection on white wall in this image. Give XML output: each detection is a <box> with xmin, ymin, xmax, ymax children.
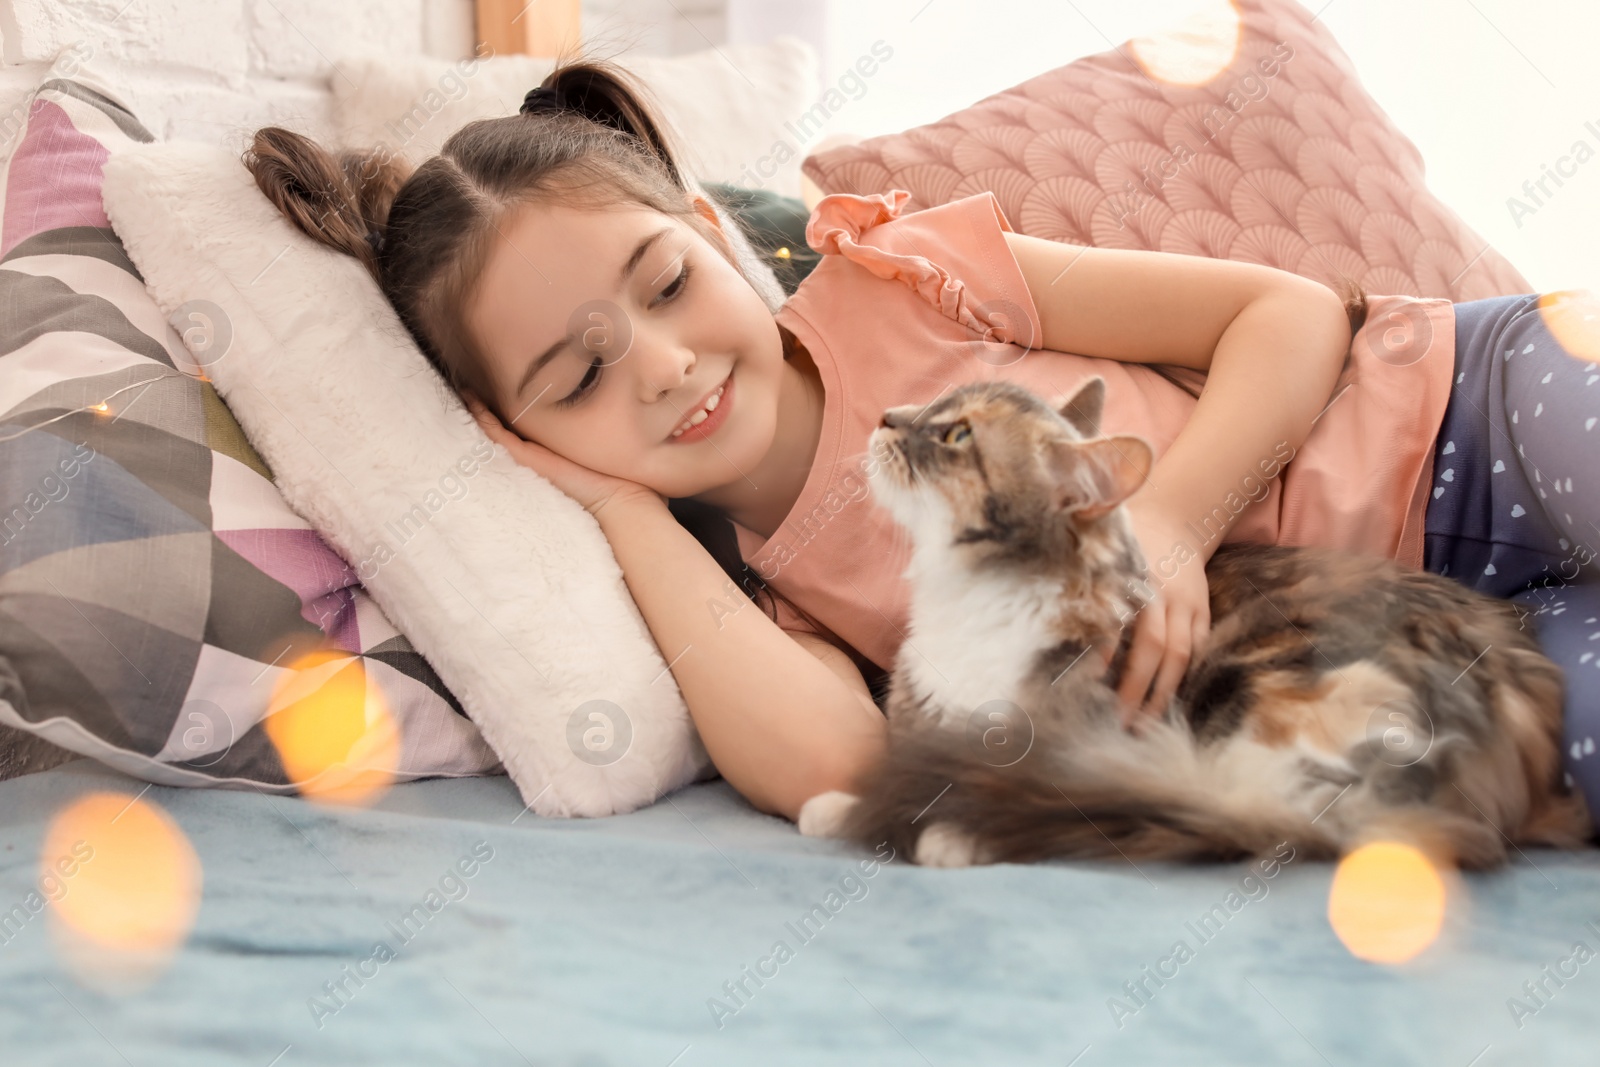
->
<box><xmin>0</xmin><ymin>0</ymin><xmax>472</xmax><ymax>148</ymax></box>
<box><xmin>0</xmin><ymin>0</ymin><xmax>718</xmax><ymax>152</ymax></box>
<box><xmin>1326</xmin><ymin>0</ymin><xmax>1600</xmax><ymax>300</ymax></box>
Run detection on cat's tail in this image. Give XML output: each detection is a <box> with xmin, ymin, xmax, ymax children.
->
<box><xmin>838</xmin><ymin>719</ymin><xmax>1340</xmax><ymax>865</ymax></box>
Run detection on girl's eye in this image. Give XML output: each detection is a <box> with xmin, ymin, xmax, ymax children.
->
<box><xmin>943</xmin><ymin>420</ymin><xmax>972</xmax><ymax>445</ymax></box>
<box><xmin>652</xmin><ymin>261</ymin><xmax>693</xmax><ymax>308</ymax></box>
<box><xmin>552</xmin><ymin>261</ymin><xmax>693</xmax><ymax>410</ymax></box>
<box><xmin>553</xmin><ymin>355</ymin><xmax>601</xmax><ymax>409</ymax></box>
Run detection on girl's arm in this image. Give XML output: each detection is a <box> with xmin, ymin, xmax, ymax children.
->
<box><xmin>1001</xmin><ymin>234</ymin><xmax>1353</xmax><ymax>717</ymax></box>
<box><xmin>594</xmin><ymin>492</ymin><xmax>886</xmax><ymax>821</ymax></box>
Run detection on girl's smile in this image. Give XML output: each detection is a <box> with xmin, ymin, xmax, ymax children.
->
<box><xmin>666</xmin><ymin>370</ymin><xmax>733</xmax><ymax>442</ymax></box>
<box><xmin>463</xmin><ymin>197</ymin><xmax>824</xmax><ymax>532</ymax></box>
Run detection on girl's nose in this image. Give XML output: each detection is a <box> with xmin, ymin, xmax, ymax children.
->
<box><xmin>637</xmin><ymin>336</ymin><xmax>696</xmax><ymax>401</ymax></box>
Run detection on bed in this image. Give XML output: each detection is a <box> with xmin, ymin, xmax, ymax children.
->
<box><xmin>3</xmin><ymin>757</ymin><xmax>1597</xmax><ymax>1064</ymax></box>
<box><xmin>4</xmin><ymin>2</ymin><xmax>1598</xmax><ymax>1061</ymax></box>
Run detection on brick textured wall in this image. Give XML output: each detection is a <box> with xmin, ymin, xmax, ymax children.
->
<box><xmin>0</xmin><ymin>0</ymin><xmax>725</xmax><ymax>158</ymax></box>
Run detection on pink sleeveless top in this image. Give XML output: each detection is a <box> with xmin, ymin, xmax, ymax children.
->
<box><xmin>733</xmin><ymin>190</ymin><xmax>1455</xmax><ymax>671</ymax></box>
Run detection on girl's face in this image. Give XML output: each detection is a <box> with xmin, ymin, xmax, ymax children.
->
<box><xmin>464</xmin><ymin>198</ymin><xmax>785</xmax><ymax>499</ymax></box>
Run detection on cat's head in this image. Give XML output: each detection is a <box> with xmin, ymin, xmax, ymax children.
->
<box><xmin>866</xmin><ymin>377</ymin><xmax>1152</xmax><ymax>571</ymax></box>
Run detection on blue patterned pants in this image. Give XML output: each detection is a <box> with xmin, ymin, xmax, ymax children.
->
<box><xmin>1422</xmin><ymin>293</ymin><xmax>1600</xmax><ymax>828</ymax></box>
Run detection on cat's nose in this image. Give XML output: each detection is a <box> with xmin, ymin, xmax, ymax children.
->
<box><xmin>880</xmin><ymin>407</ymin><xmax>910</xmax><ymax>429</ymax></box>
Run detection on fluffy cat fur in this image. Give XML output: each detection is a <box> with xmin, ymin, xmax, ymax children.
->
<box><xmin>798</xmin><ymin>377</ymin><xmax>1592</xmax><ymax>869</ymax></box>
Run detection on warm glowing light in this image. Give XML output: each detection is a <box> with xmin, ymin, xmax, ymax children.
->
<box><xmin>1537</xmin><ymin>290</ymin><xmax>1600</xmax><ymax>364</ymax></box>
<box><xmin>1129</xmin><ymin>0</ymin><xmax>1243</xmax><ymax>87</ymax></box>
<box><xmin>775</xmin><ymin>246</ymin><xmax>792</xmax><ymax>259</ymax></box>
<box><xmin>91</xmin><ymin>402</ymin><xmax>110</xmax><ymax>414</ymax></box>
<box><xmin>265</xmin><ymin>648</ymin><xmax>398</xmax><ymax>805</ymax></box>
<box><xmin>1328</xmin><ymin>841</ymin><xmax>1446</xmax><ymax>964</ymax></box>
<box><xmin>43</xmin><ymin>792</ymin><xmax>202</xmax><ymax>988</ymax></box>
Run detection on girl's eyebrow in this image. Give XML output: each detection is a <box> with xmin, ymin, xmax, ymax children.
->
<box><xmin>515</xmin><ymin>225</ymin><xmax>676</xmax><ymax>399</ymax></box>
<box><xmin>621</xmin><ymin>226</ymin><xmax>673</xmax><ymax>286</ymax></box>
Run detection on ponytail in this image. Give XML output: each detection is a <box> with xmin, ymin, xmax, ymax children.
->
<box><xmin>536</xmin><ymin>63</ymin><xmax>686</xmax><ymax>190</ymax></box>
<box><xmin>244</xmin><ymin>128</ymin><xmax>410</xmax><ymax>280</ymax></box>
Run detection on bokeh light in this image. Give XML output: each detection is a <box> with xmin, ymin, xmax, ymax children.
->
<box><xmin>1537</xmin><ymin>289</ymin><xmax>1600</xmax><ymax>364</ymax></box>
<box><xmin>265</xmin><ymin>648</ymin><xmax>399</xmax><ymax>806</ymax></box>
<box><xmin>1327</xmin><ymin>841</ymin><xmax>1446</xmax><ymax>964</ymax></box>
<box><xmin>43</xmin><ymin>792</ymin><xmax>202</xmax><ymax>989</ymax></box>
<box><xmin>1128</xmin><ymin>0</ymin><xmax>1243</xmax><ymax>87</ymax></box>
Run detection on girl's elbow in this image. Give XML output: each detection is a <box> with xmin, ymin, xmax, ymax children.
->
<box><xmin>777</xmin><ymin>717</ymin><xmax>888</xmax><ymax>823</ymax></box>
<box><xmin>1282</xmin><ymin>275</ymin><xmax>1354</xmax><ymax>349</ymax></box>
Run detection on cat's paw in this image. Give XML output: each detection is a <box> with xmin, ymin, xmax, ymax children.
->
<box><xmin>914</xmin><ymin>823</ymin><xmax>981</xmax><ymax>868</ymax></box>
<box><xmin>798</xmin><ymin>790</ymin><xmax>859</xmax><ymax>838</ymax></box>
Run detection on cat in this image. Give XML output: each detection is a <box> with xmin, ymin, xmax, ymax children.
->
<box><xmin>798</xmin><ymin>376</ymin><xmax>1592</xmax><ymax>869</ymax></box>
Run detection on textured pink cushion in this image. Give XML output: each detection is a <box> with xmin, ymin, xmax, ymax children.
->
<box><xmin>801</xmin><ymin>0</ymin><xmax>1528</xmax><ymax>302</ymax></box>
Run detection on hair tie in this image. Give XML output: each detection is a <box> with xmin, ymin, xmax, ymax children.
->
<box><xmin>364</xmin><ymin>229</ymin><xmax>385</xmax><ymax>255</ymax></box>
<box><xmin>520</xmin><ymin>85</ymin><xmax>568</xmax><ymax>116</ymax></box>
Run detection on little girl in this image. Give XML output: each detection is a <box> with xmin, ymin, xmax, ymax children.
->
<box><xmin>248</xmin><ymin>59</ymin><xmax>1599</xmax><ymax>829</ymax></box>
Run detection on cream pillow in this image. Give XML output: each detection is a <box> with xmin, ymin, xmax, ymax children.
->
<box><xmin>330</xmin><ymin>39</ymin><xmax>821</xmax><ymax>200</ymax></box>
<box><xmin>102</xmin><ymin>142</ymin><xmax>717</xmax><ymax>817</ymax></box>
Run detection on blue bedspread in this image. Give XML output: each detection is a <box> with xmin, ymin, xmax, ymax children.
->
<box><xmin>2</xmin><ymin>759</ymin><xmax>1598</xmax><ymax>1065</ymax></box>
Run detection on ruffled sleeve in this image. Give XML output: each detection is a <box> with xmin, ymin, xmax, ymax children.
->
<box><xmin>803</xmin><ymin>189</ymin><xmax>1042</xmax><ymax>350</ymax></box>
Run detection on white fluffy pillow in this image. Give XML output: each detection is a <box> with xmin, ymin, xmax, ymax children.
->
<box><xmin>331</xmin><ymin>39</ymin><xmax>821</xmax><ymax>199</ymax></box>
<box><xmin>102</xmin><ymin>142</ymin><xmax>717</xmax><ymax>817</ymax></box>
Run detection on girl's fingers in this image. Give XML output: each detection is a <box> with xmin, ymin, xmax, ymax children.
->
<box><xmin>464</xmin><ymin>398</ymin><xmax>522</xmax><ymax>448</ymax></box>
<box><xmin>464</xmin><ymin>396</ymin><xmax>498</xmax><ymax>431</ymax></box>
<box><xmin>1143</xmin><ymin>610</ymin><xmax>1191</xmax><ymax>717</ymax></box>
<box><xmin>1117</xmin><ymin>607</ymin><xmax>1164</xmax><ymax>725</ymax></box>
<box><xmin>1190</xmin><ymin>611</ymin><xmax>1210</xmax><ymax>668</ymax></box>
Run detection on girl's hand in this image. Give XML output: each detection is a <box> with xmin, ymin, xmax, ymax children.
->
<box><xmin>463</xmin><ymin>392</ymin><xmax>661</xmax><ymax>517</ymax></box>
<box><xmin>1112</xmin><ymin>495</ymin><xmax>1212</xmax><ymax>729</ymax></box>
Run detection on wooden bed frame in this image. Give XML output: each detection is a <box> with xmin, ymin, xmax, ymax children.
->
<box><xmin>475</xmin><ymin>0</ymin><xmax>581</xmax><ymax>57</ymax></box>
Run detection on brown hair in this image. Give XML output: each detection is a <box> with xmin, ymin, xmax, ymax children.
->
<box><xmin>244</xmin><ymin>59</ymin><xmax>729</xmax><ymax>409</ymax></box>
<box><xmin>243</xmin><ymin>57</ymin><xmax>825</xmax><ymax>641</ymax></box>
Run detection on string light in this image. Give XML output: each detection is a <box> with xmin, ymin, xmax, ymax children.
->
<box><xmin>0</xmin><ymin>371</ymin><xmax>179</xmax><ymax>444</ymax></box>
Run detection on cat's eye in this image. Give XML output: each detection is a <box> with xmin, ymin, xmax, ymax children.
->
<box><xmin>942</xmin><ymin>420</ymin><xmax>972</xmax><ymax>446</ymax></box>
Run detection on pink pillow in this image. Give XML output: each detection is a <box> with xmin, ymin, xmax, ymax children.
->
<box><xmin>801</xmin><ymin>0</ymin><xmax>1528</xmax><ymax>302</ymax></box>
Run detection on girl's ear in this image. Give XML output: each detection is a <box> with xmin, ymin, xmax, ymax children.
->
<box><xmin>689</xmin><ymin>193</ymin><xmax>734</xmax><ymax>257</ymax></box>
<box><xmin>1043</xmin><ymin>433</ymin><xmax>1152</xmax><ymax>522</ymax></box>
<box><xmin>690</xmin><ymin>194</ymin><xmax>721</xmax><ymax>229</ymax></box>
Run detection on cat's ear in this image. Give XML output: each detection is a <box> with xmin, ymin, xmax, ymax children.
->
<box><xmin>1044</xmin><ymin>434</ymin><xmax>1152</xmax><ymax>522</ymax></box>
<box><xmin>1056</xmin><ymin>376</ymin><xmax>1105</xmax><ymax>438</ymax></box>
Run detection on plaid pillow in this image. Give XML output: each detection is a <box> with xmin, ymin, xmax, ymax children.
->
<box><xmin>0</xmin><ymin>72</ymin><xmax>501</xmax><ymax>788</ymax></box>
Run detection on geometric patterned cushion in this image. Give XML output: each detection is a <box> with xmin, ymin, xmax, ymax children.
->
<box><xmin>801</xmin><ymin>0</ymin><xmax>1530</xmax><ymax>302</ymax></box>
<box><xmin>0</xmin><ymin>74</ymin><xmax>501</xmax><ymax>788</ymax></box>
